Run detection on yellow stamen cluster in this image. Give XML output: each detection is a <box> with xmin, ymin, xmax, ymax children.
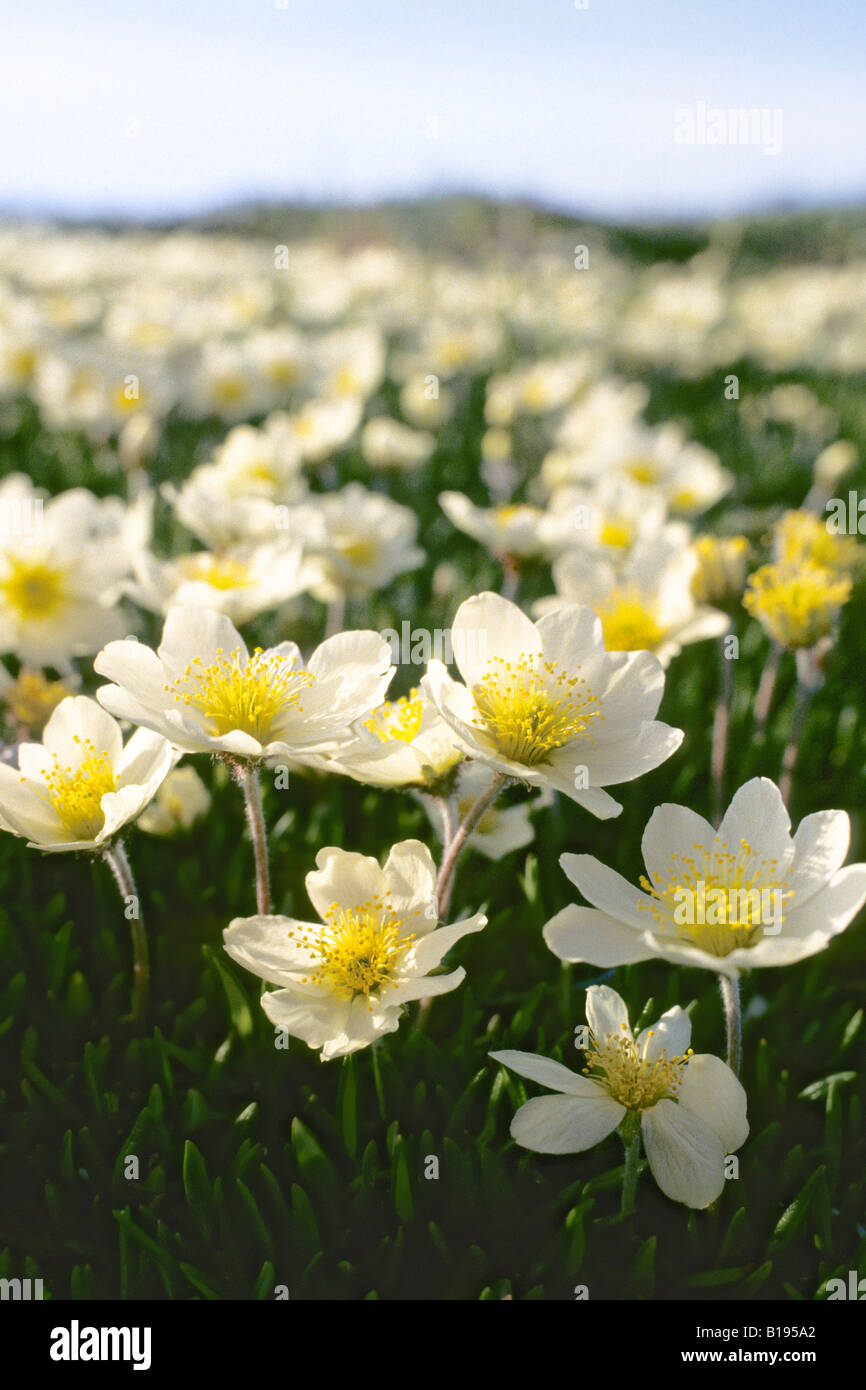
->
<box><xmin>494</xmin><ymin>504</ymin><xmax>540</xmax><ymax>529</ymax></box>
<box><xmin>34</xmin><ymin>736</ymin><xmax>116</xmax><ymax>837</ymax></box>
<box><xmin>691</xmin><ymin>535</ymin><xmax>750</xmax><ymax>604</ymax></box>
<box><xmin>333</xmin><ymin>532</ymin><xmax>377</xmax><ymax>568</ymax></box>
<box><xmin>774</xmin><ymin>509</ymin><xmax>863</xmax><ymax>578</ymax></box>
<box><xmin>598</xmin><ymin>518</ymin><xmax>634</xmax><ymax>550</ymax></box>
<box><xmin>1</xmin><ymin>559</ymin><xmax>67</xmax><ymax>620</ymax></box>
<box><xmin>290</xmin><ymin>896</ymin><xmax>412</xmax><ymax>1001</ymax></box>
<box><xmin>177</xmin><ymin>554</ymin><xmax>253</xmax><ymax>591</ymax></box>
<box><xmin>638</xmin><ymin>837</ymin><xmax>795</xmax><ymax>956</ymax></box>
<box><xmin>472</xmin><ymin>654</ymin><xmax>602</xmax><ymax>765</ymax></box>
<box><xmin>165</xmin><ymin>646</ymin><xmax>313</xmax><ymax>740</ymax></box>
<box><xmin>363</xmin><ymin>689</ymin><xmax>425</xmax><ymax>744</ymax></box>
<box><xmin>4</xmin><ymin>668</ymin><xmax>70</xmax><ymax>733</ymax></box>
<box><xmin>594</xmin><ymin>585</ymin><xmax>665</xmax><ymax>652</ymax></box>
<box><xmin>743</xmin><ymin>562</ymin><xmax>851</xmax><ymax>648</ymax></box>
<box><xmin>584</xmin><ymin>1022</ymin><xmax>693</xmax><ymax>1110</ymax></box>
<box><xmin>626</xmin><ymin>460</ymin><xmax>660</xmax><ymax>485</ymax></box>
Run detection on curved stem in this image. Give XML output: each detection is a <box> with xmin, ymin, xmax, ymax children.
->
<box><xmin>500</xmin><ymin>555</ymin><xmax>520</xmax><ymax>603</ymax></box>
<box><xmin>102</xmin><ymin>839</ymin><xmax>148</xmax><ymax>1029</ymax></box>
<box><xmin>753</xmin><ymin>641</ymin><xmax>783</xmax><ymax>740</ymax></box>
<box><xmin>239</xmin><ymin>763</ymin><xmax>271</xmax><ymax>915</ymax></box>
<box><xmin>778</xmin><ymin>678</ymin><xmax>812</xmax><ymax>808</ymax></box>
<box><xmin>710</xmin><ymin>634</ymin><xmax>733</xmax><ymax>827</ymax></box>
<box><xmin>719</xmin><ymin>973</ymin><xmax>742</xmax><ymax>1075</ymax></box>
<box><xmin>435</xmin><ymin>772</ymin><xmax>507</xmax><ymax>922</ymax></box>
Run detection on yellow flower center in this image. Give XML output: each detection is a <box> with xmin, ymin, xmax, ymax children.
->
<box><xmin>638</xmin><ymin>837</ymin><xmax>795</xmax><ymax>956</ymax></box>
<box><xmin>0</xmin><ymin>559</ymin><xmax>67</xmax><ymax>620</ymax></box>
<box><xmin>743</xmin><ymin>563</ymin><xmax>851</xmax><ymax>648</ymax></box>
<box><xmin>584</xmin><ymin>1023</ymin><xmax>692</xmax><ymax>1110</ymax></box>
<box><xmin>671</xmin><ymin>487</ymin><xmax>697</xmax><ymax>511</ymax></box>
<box><xmin>627</xmin><ymin>460</ymin><xmax>659</xmax><ymax>485</ymax></box>
<box><xmin>164</xmin><ymin>646</ymin><xmax>314</xmax><ymax>741</ymax></box>
<box><xmin>177</xmin><ymin>554</ymin><xmax>252</xmax><ymax>590</ymax></box>
<box><xmin>334</xmin><ymin>532</ymin><xmax>377</xmax><ymax>567</ymax></box>
<box><xmin>594</xmin><ymin>586</ymin><xmax>665</xmax><ymax>652</ymax></box>
<box><xmin>363</xmin><ymin>689</ymin><xmax>425</xmax><ymax>744</ymax></box>
<box><xmin>472</xmin><ymin>654</ymin><xmax>602</xmax><ymax>766</ymax></box>
<box><xmin>290</xmin><ymin>896</ymin><xmax>412</xmax><ymax>1001</ymax></box>
<box><xmin>4</xmin><ymin>668</ymin><xmax>70</xmax><ymax>732</ymax></box>
<box><xmin>213</xmin><ymin>376</ymin><xmax>247</xmax><ymax>406</ymax></box>
<box><xmin>494</xmin><ymin>504</ymin><xmax>539</xmax><ymax>529</ymax></box>
<box><xmin>598</xmin><ymin>519</ymin><xmax>634</xmax><ymax>550</ymax></box>
<box><xmin>334</xmin><ymin>365</ymin><xmax>361</xmax><ymax>395</ymax></box>
<box><xmin>775</xmin><ymin>510</ymin><xmax>862</xmax><ymax>577</ymax></box>
<box><xmin>34</xmin><ymin>736</ymin><xmax>117</xmax><ymax>838</ymax></box>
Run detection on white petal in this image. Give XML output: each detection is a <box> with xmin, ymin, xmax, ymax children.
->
<box><xmin>641</xmin><ymin>1099</ymin><xmax>726</xmax><ymax>1208</ymax></box>
<box><xmin>676</xmin><ymin>1054</ymin><xmax>749</xmax><ymax>1151</ymax></box>
<box><xmin>223</xmin><ymin>915</ymin><xmax>321</xmax><ymax>986</ymax></box>
<box><xmin>489</xmin><ymin>1049</ymin><xmax>598</xmax><ymax>1095</ymax></box>
<box><xmin>636</xmin><ymin>1005</ymin><xmax>691</xmax><ymax>1063</ymax></box>
<box><xmin>560</xmin><ymin>853</ymin><xmax>652</xmax><ymax>929</ymax></box>
<box><xmin>585</xmin><ymin>984</ymin><xmax>632</xmax><ymax>1041</ymax></box>
<box><xmin>451</xmin><ymin>591</ymin><xmax>541</xmax><ymax>687</ymax></box>
<box><xmin>717</xmin><ymin>777</ymin><xmax>791</xmax><ymax>864</ymax></box>
<box><xmin>543</xmin><ymin>904</ymin><xmax>658</xmax><ymax>967</ymax></box>
<box><xmin>641</xmin><ymin>802</ymin><xmax>716</xmax><ymax>883</ymax></box>
<box><xmin>510</xmin><ymin>1092</ymin><xmax>624</xmax><ymax>1154</ymax></box>
<box><xmin>787</xmin><ymin>809</ymin><xmax>851</xmax><ymax>907</ymax></box>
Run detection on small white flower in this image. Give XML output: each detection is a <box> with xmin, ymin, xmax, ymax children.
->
<box><xmin>124</xmin><ymin>540</ymin><xmax>312</xmax><ymax>624</ymax></box>
<box><xmin>421</xmin><ymin>592</ymin><xmax>683</xmax><ymax>818</ymax></box>
<box><xmin>492</xmin><ymin>984</ymin><xmax>748</xmax><ymax>1209</ymax></box>
<box><xmin>94</xmin><ymin>606</ymin><xmax>394</xmax><ymax>762</ymax></box>
<box><xmin>224</xmin><ymin>840</ymin><xmax>486</xmax><ymax>1059</ymax></box>
<box><xmin>535</xmin><ymin>535</ymin><xmax>728</xmax><ymax>666</ymax></box>
<box><xmin>296</xmin><ymin>484</ymin><xmax>425</xmax><ymax>602</ymax></box>
<box><xmin>544</xmin><ymin>778</ymin><xmax>866</xmax><ymax>979</ymax></box>
<box><xmin>0</xmin><ymin>475</ymin><xmax>150</xmax><ymax>667</ymax></box>
<box><xmin>0</xmin><ymin>695</ymin><xmax>176</xmax><ymax>852</ymax></box>
<box><xmin>316</xmin><ymin>688</ymin><xmax>463</xmax><ymax>789</ymax></box>
<box><xmin>137</xmin><ymin>764</ymin><xmax>211</xmax><ymax>836</ymax></box>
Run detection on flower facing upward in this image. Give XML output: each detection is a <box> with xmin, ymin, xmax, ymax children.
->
<box><xmin>223</xmin><ymin>840</ymin><xmax>486</xmax><ymax>1059</ymax></box>
<box><xmin>491</xmin><ymin>985</ymin><xmax>748</xmax><ymax>1209</ymax></box>
<box><xmin>543</xmin><ymin>778</ymin><xmax>866</xmax><ymax>979</ymax></box>
<box><xmin>743</xmin><ymin>562</ymin><xmax>851</xmax><ymax>649</ymax></box>
<box><xmin>94</xmin><ymin>606</ymin><xmax>394</xmax><ymax>762</ymax></box>
<box><xmin>421</xmin><ymin>592</ymin><xmax>683</xmax><ymax>818</ymax></box>
<box><xmin>0</xmin><ymin>695</ymin><xmax>176</xmax><ymax>852</ymax></box>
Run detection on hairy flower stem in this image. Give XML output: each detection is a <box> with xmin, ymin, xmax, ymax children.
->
<box><xmin>619</xmin><ymin>1112</ymin><xmax>642</xmax><ymax>1217</ymax></box>
<box><xmin>779</xmin><ymin>678</ymin><xmax>812</xmax><ymax>808</ymax></box>
<box><xmin>325</xmin><ymin>594</ymin><xmax>347</xmax><ymax>638</ymax></box>
<box><xmin>710</xmin><ymin>634</ymin><xmax>733</xmax><ymax>827</ymax></box>
<box><xmin>434</xmin><ymin>772</ymin><xmax>508</xmax><ymax>922</ymax></box>
<box><xmin>719</xmin><ymin>973</ymin><xmax>742</xmax><ymax>1075</ymax></box>
<box><xmin>753</xmin><ymin>640</ymin><xmax>783</xmax><ymax>740</ymax></box>
<box><xmin>102</xmin><ymin>839</ymin><xmax>148</xmax><ymax>1029</ymax></box>
<box><xmin>238</xmin><ymin>763</ymin><xmax>271</xmax><ymax>915</ymax></box>
<box><xmin>500</xmin><ymin>554</ymin><xmax>520</xmax><ymax>602</ymax></box>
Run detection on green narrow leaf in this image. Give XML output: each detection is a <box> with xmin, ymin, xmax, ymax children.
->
<box><xmin>391</xmin><ymin>1135</ymin><xmax>414</xmax><ymax>1224</ymax></box>
<box><xmin>182</xmin><ymin>1139</ymin><xmax>217</xmax><ymax>1239</ymax></box>
<box><xmin>338</xmin><ymin>1055</ymin><xmax>358</xmax><ymax>1160</ymax></box>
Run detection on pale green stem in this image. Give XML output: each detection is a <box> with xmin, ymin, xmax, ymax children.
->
<box><xmin>719</xmin><ymin>973</ymin><xmax>742</xmax><ymax>1075</ymax></box>
<box><xmin>239</xmin><ymin>763</ymin><xmax>271</xmax><ymax>915</ymax></box>
<box><xmin>102</xmin><ymin>839</ymin><xmax>148</xmax><ymax>1029</ymax></box>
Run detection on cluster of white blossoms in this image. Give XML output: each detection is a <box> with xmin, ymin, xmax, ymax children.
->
<box><xmin>0</xmin><ymin>216</ymin><xmax>864</xmax><ymax>1216</ymax></box>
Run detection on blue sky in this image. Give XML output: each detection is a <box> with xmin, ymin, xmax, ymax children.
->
<box><xmin>1</xmin><ymin>0</ymin><xmax>863</xmax><ymax>220</ymax></box>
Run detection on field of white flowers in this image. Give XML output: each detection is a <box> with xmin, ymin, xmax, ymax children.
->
<box><xmin>1</xmin><ymin>200</ymin><xmax>865</xmax><ymax>1301</ymax></box>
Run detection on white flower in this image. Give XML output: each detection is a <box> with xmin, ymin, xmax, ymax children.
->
<box><xmin>491</xmin><ymin>984</ymin><xmax>748</xmax><ymax>1209</ymax></box>
<box><xmin>223</xmin><ymin>840</ymin><xmax>486</xmax><ymax>1059</ymax></box>
<box><xmin>296</xmin><ymin>484</ymin><xmax>425</xmax><ymax>602</ymax></box>
<box><xmin>137</xmin><ymin>764</ymin><xmax>211</xmax><ymax>836</ymax></box>
<box><xmin>316</xmin><ymin>688</ymin><xmax>463</xmax><ymax>789</ymax></box>
<box><xmin>421</xmin><ymin>592</ymin><xmax>683</xmax><ymax>818</ymax></box>
<box><xmin>455</xmin><ymin>761</ymin><xmax>548</xmax><ymax>860</ymax></box>
<box><xmin>0</xmin><ymin>475</ymin><xmax>150</xmax><ymax>667</ymax></box>
<box><xmin>361</xmin><ymin>417</ymin><xmax>434</xmax><ymax>472</ymax></box>
<box><xmin>123</xmin><ymin>540</ymin><xmax>312</xmax><ymax>624</ymax></box>
<box><xmin>544</xmin><ymin>778</ymin><xmax>866</xmax><ymax>979</ymax></box>
<box><xmin>439</xmin><ymin>492</ymin><xmax>555</xmax><ymax>562</ymax></box>
<box><xmin>0</xmin><ymin>695</ymin><xmax>176</xmax><ymax>852</ymax></box>
<box><xmin>535</xmin><ymin>535</ymin><xmax>728</xmax><ymax>666</ymax></box>
<box><xmin>94</xmin><ymin>606</ymin><xmax>394</xmax><ymax>762</ymax></box>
